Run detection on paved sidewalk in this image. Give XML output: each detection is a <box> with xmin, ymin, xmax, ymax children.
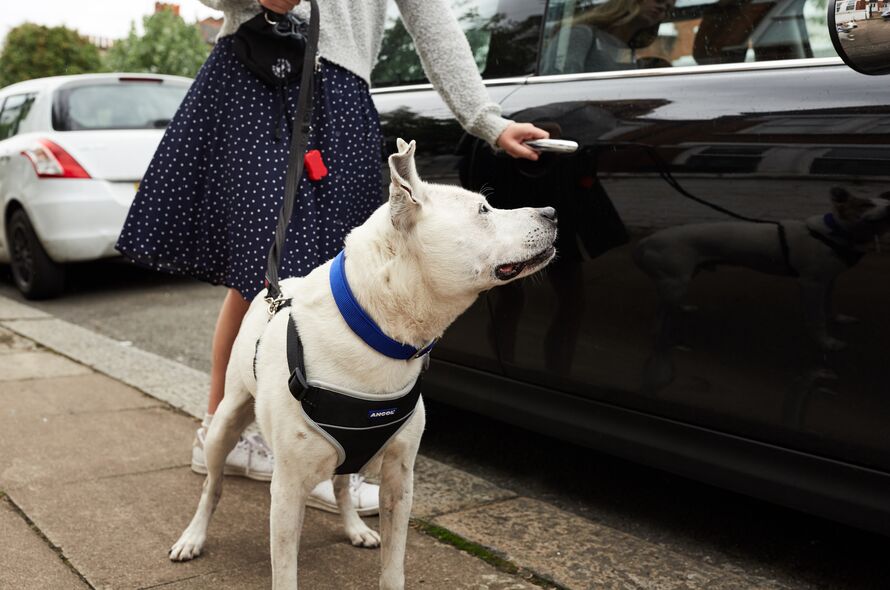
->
<box><xmin>0</xmin><ymin>324</ymin><xmax>538</xmax><ymax>589</ymax></box>
<box><xmin>0</xmin><ymin>294</ymin><xmax>806</xmax><ymax>590</ymax></box>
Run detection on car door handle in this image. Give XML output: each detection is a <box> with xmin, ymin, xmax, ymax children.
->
<box><xmin>523</xmin><ymin>139</ymin><xmax>578</xmax><ymax>154</ymax></box>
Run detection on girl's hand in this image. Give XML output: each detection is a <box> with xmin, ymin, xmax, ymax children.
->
<box><xmin>260</xmin><ymin>0</ymin><xmax>300</xmax><ymax>14</ymax></box>
<box><xmin>496</xmin><ymin>122</ymin><xmax>550</xmax><ymax>161</ymax></box>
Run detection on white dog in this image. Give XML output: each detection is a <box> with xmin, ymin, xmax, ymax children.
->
<box><xmin>169</xmin><ymin>139</ymin><xmax>557</xmax><ymax>589</ymax></box>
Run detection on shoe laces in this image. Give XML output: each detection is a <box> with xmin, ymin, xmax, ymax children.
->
<box><xmin>241</xmin><ymin>433</ymin><xmax>273</xmax><ymax>459</ymax></box>
<box><xmin>348</xmin><ymin>473</ymin><xmax>365</xmax><ymax>493</ymax></box>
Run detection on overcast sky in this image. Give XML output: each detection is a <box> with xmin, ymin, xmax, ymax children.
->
<box><xmin>0</xmin><ymin>1</ymin><xmax>222</xmax><ymax>44</ymax></box>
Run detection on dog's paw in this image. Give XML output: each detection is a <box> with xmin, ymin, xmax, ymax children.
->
<box><xmin>169</xmin><ymin>530</ymin><xmax>206</xmax><ymax>562</ymax></box>
<box><xmin>347</xmin><ymin>524</ymin><xmax>381</xmax><ymax>548</ymax></box>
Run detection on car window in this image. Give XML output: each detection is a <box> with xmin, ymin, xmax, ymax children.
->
<box><xmin>52</xmin><ymin>81</ymin><xmax>189</xmax><ymax>131</ymax></box>
<box><xmin>371</xmin><ymin>0</ymin><xmax>546</xmax><ymax>87</ymax></box>
<box><xmin>539</xmin><ymin>0</ymin><xmax>834</xmax><ymax>75</ymax></box>
<box><xmin>0</xmin><ymin>93</ymin><xmax>37</xmax><ymax>141</ymax></box>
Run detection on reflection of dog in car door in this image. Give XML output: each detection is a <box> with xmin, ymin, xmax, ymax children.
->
<box><xmin>168</xmin><ymin>139</ymin><xmax>557</xmax><ymax>589</ymax></box>
<box><xmin>634</xmin><ymin>187</ymin><xmax>890</xmax><ymax>388</ymax></box>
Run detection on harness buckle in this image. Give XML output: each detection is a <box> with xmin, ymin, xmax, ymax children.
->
<box><xmin>288</xmin><ymin>369</ymin><xmax>308</xmax><ymax>401</ymax></box>
<box><xmin>266</xmin><ymin>295</ymin><xmax>286</xmax><ymax>316</ymax></box>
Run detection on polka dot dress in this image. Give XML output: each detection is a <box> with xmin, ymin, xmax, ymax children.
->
<box><xmin>116</xmin><ymin>35</ymin><xmax>384</xmax><ymax>300</ymax></box>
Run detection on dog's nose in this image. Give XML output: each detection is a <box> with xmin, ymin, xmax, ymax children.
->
<box><xmin>538</xmin><ymin>207</ymin><xmax>558</xmax><ymax>224</ymax></box>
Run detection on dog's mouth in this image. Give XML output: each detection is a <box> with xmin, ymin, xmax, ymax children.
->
<box><xmin>495</xmin><ymin>247</ymin><xmax>556</xmax><ymax>281</ymax></box>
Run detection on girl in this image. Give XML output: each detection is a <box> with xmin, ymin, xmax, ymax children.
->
<box><xmin>116</xmin><ymin>0</ymin><xmax>548</xmax><ymax>516</ymax></box>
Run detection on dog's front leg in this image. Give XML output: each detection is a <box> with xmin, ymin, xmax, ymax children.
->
<box><xmin>334</xmin><ymin>474</ymin><xmax>381</xmax><ymax>547</ymax></box>
<box><xmin>378</xmin><ymin>408</ymin><xmax>424</xmax><ymax>590</ymax></box>
<box><xmin>170</xmin><ymin>380</ymin><xmax>254</xmax><ymax>561</ymax></box>
<box><xmin>270</xmin><ymin>466</ymin><xmax>310</xmax><ymax>590</ymax></box>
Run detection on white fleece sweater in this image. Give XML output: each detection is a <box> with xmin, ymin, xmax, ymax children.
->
<box><xmin>199</xmin><ymin>0</ymin><xmax>512</xmax><ymax>146</ymax></box>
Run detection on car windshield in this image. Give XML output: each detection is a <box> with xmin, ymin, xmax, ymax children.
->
<box><xmin>53</xmin><ymin>79</ymin><xmax>189</xmax><ymax>131</ymax></box>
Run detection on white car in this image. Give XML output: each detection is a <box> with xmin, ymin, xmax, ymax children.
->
<box><xmin>0</xmin><ymin>73</ymin><xmax>191</xmax><ymax>298</ymax></box>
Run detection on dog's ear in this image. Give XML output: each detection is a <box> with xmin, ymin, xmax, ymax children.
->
<box><xmin>388</xmin><ymin>139</ymin><xmax>422</xmax><ymax>230</ymax></box>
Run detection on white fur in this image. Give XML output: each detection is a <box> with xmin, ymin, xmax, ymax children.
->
<box><xmin>169</xmin><ymin>139</ymin><xmax>557</xmax><ymax>589</ymax></box>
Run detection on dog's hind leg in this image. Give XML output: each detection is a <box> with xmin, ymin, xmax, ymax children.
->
<box><xmin>334</xmin><ymin>474</ymin><xmax>381</xmax><ymax>547</ymax></box>
<box><xmin>378</xmin><ymin>405</ymin><xmax>425</xmax><ymax>590</ymax></box>
<box><xmin>169</xmin><ymin>373</ymin><xmax>254</xmax><ymax>562</ymax></box>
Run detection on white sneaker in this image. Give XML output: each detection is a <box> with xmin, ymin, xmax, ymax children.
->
<box><xmin>191</xmin><ymin>427</ymin><xmax>274</xmax><ymax>482</ymax></box>
<box><xmin>191</xmin><ymin>427</ymin><xmax>378</xmax><ymax>515</ymax></box>
<box><xmin>306</xmin><ymin>474</ymin><xmax>380</xmax><ymax>517</ymax></box>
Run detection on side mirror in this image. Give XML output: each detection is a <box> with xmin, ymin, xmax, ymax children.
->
<box><xmin>829</xmin><ymin>0</ymin><xmax>890</xmax><ymax>75</ymax></box>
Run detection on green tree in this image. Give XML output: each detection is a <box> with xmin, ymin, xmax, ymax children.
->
<box><xmin>106</xmin><ymin>9</ymin><xmax>209</xmax><ymax>77</ymax></box>
<box><xmin>0</xmin><ymin>23</ymin><xmax>102</xmax><ymax>88</ymax></box>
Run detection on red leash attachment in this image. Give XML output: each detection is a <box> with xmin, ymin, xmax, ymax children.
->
<box><xmin>304</xmin><ymin>149</ymin><xmax>328</xmax><ymax>181</ymax></box>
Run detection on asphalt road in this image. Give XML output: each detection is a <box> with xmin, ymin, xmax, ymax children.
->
<box><xmin>2</xmin><ymin>259</ymin><xmax>890</xmax><ymax>589</ymax></box>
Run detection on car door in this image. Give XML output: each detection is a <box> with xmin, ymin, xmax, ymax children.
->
<box><xmin>371</xmin><ymin>0</ymin><xmax>545</xmax><ymax>374</ymax></box>
<box><xmin>469</xmin><ymin>0</ymin><xmax>890</xmax><ymax>473</ymax></box>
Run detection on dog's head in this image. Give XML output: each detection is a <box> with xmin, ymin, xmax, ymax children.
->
<box><xmin>386</xmin><ymin>138</ymin><xmax>557</xmax><ymax>295</ymax></box>
<box><xmin>830</xmin><ymin>187</ymin><xmax>890</xmax><ymax>238</ymax></box>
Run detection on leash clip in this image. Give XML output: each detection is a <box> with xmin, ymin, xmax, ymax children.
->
<box><xmin>265</xmin><ymin>295</ymin><xmax>287</xmax><ymax>316</ymax></box>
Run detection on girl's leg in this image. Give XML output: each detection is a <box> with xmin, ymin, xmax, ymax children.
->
<box><xmin>192</xmin><ymin>288</ymin><xmax>274</xmax><ymax>481</ymax></box>
<box><xmin>208</xmin><ymin>288</ymin><xmax>251</xmax><ymax>414</ymax></box>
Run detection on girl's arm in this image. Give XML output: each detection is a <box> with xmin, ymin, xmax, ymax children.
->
<box><xmin>395</xmin><ymin>0</ymin><xmax>546</xmax><ymax>158</ymax></box>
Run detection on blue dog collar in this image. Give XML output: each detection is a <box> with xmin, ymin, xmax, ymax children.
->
<box><xmin>329</xmin><ymin>250</ymin><xmax>436</xmax><ymax>360</ymax></box>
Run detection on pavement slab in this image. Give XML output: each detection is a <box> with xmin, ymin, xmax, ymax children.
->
<box><xmin>10</xmin><ymin>466</ymin><xmax>535</xmax><ymax>590</ymax></box>
<box><xmin>0</xmin><ymin>496</ymin><xmax>90</xmax><ymax>590</ymax></box>
<box><xmin>0</xmin><ymin>399</ymin><xmax>193</xmax><ymax>490</ymax></box>
<box><xmin>0</xmin><ymin>350</ymin><xmax>92</xmax><ymax>382</ymax></box>
<box><xmin>9</xmin><ymin>466</ymin><xmax>277</xmax><ymax>589</ymax></box>
<box><xmin>152</xmin><ymin>529</ymin><xmax>536</xmax><ymax>590</ymax></box>
<box><xmin>413</xmin><ymin>455</ymin><xmax>517</xmax><ymax>519</ymax></box>
<box><xmin>2</xmin><ymin>317</ymin><xmax>210</xmax><ymax>418</ymax></box>
<box><xmin>0</xmin><ymin>373</ymin><xmax>163</xmax><ymax>418</ymax></box>
<box><xmin>433</xmin><ymin>497</ymin><xmax>794</xmax><ymax>590</ymax></box>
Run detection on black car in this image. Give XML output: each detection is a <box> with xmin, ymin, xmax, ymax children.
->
<box><xmin>368</xmin><ymin>0</ymin><xmax>890</xmax><ymax>536</ymax></box>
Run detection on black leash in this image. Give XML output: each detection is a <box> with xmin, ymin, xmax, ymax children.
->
<box><xmin>264</xmin><ymin>0</ymin><xmax>320</xmax><ymax>310</ymax></box>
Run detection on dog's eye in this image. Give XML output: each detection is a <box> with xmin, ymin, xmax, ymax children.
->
<box><xmin>478</xmin><ymin>203</ymin><xmax>490</xmax><ymax>214</ymax></box>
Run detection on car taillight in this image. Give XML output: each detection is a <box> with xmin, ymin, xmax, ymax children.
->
<box><xmin>21</xmin><ymin>139</ymin><xmax>91</xmax><ymax>179</ymax></box>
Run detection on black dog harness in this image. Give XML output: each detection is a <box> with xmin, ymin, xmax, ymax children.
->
<box><xmin>284</xmin><ymin>309</ymin><xmax>423</xmax><ymax>474</ymax></box>
<box><xmin>253</xmin><ymin>299</ymin><xmax>425</xmax><ymax>475</ymax></box>
<box><xmin>255</xmin><ymin>251</ymin><xmax>435</xmax><ymax>475</ymax></box>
